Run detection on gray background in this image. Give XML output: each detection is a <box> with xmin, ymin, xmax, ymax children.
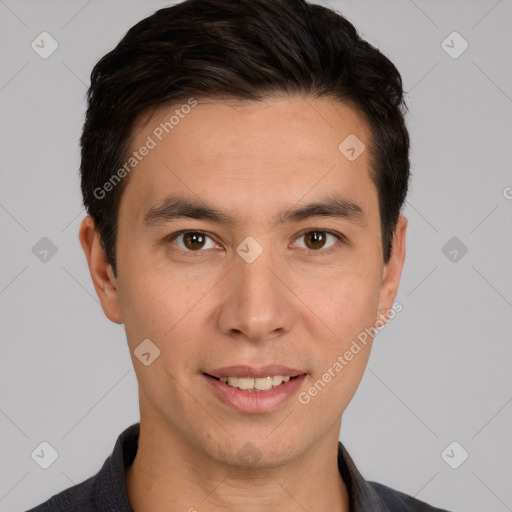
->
<box><xmin>1</xmin><ymin>0</ymin><xmax>511</xmax><ymax>511</ymax></box>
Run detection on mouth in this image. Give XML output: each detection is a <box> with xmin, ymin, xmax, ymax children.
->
<box><xmin>203</xmin><ymin>368</ymin><xmax>308</xmax><ymax>413</ymax></box>
<box><xmin>205</xmin><ymin>374</ymin><xmax>302</xmax><ymax>392</ymax></box>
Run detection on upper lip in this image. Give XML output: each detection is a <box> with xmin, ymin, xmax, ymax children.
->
<box><xmin>205</xmin><ymin>365</ymin><xmax>306</xmax><ymax>379</ymax></box>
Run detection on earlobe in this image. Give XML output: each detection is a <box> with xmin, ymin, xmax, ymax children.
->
<box><xmin>376</xmin><ymin>215</ymin><xmax>407</xmax><ymax>322</ymax></box>
<box><xmin>78</xmin><ymin>215</ymin><xmax>123</xmax><ymax>324</ymax></box>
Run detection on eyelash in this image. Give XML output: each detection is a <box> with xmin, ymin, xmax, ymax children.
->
<box><xmin>165</xmin><ymin>229</ymin><xmax>346</xmax><ymax>256</ymax></box>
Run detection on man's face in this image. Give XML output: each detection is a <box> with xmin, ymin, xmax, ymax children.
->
<box><xmin>83</xmin><ymin>96</ymin><xmax>406</xmax><ymax>467</ymax></box>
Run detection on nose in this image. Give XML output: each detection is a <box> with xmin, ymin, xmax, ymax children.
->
<box><xmin>215</xmin><ymin>241</ymin><xmax>294</xmax><ymax>344</ymax></box>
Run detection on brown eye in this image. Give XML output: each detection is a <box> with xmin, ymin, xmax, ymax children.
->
<box><xmin>171</xmin><ymin>231</ymin><xmax>217</xmax><ymax>251</ymax></box>
<box><xmin>293</xmin><ymin>230</ymin><xmax>340</xmax><ymax>251</ymax></box>
<box><xmin>305</xmin><ymin>231</ymin><xmax>326</xmax><ymax>249</ymax></box>
<box><xmin>183</xmin><ymin>232</ymin><xmax>206</xmax><ymax>250</ymax></box>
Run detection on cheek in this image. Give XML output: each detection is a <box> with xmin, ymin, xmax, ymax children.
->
<box><xmin>118</xmin><ymin>250</ymin><xmax>196</xmax><ymax>332</ymax></box>
<box><xmin>118</xmin><ymin>266</ymin><xmax>209</xmax><ymax>372</ymax></box>
<box><xmin>304</xmin><ymin>259</ymin><xmax>382</xmax><ymax>341</ymax></box>
<box><xmin>302</xmin><ymin>277</ymin><xmax>379</xmax><ymax>415</ymax></box>
<box><xmin>118</xmin><ymin>271</ymin><xmax>203</xmax><ymax>405</ymax></box>
<box><xmin>313</xmin><ymin>262</ymin><xmax>382</xmax><ymax>404</ymax></box>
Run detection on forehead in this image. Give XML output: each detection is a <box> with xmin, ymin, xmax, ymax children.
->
<box><xmin>121</xmin><ymin>96</ymin><xmax>376</xmax><ymax>225</ymax></box>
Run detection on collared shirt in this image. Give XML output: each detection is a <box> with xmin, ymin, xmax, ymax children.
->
<box><xmin>27</xmin><ymin>422</ymin><xmax>452</xmax><ymax>512</ymax></box>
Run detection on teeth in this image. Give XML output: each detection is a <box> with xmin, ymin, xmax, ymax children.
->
<box><xmin>254</xmin><ymin>377</ymin><xmax>273</xmax><ymax>391</ymax></box>
<box><xmin>218</xmin><ymin>375</ymin><xmax>293</xmax><ymax>391</ymax></box>
<box><xmin>227</xmin><ymin>376</ymin><xmax>238</xmax><ymax>387</ymax></box>
<box><xmin>272</xmin><ymin>375</ymin><xmax>290</xmax><ymax>385</ymax></box>
<box><xmin>237</xmin><ymin>377</ymin><xmax>255</xmax><ymax>390</ymax></box>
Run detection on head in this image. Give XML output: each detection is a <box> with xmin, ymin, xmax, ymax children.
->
<box><xmin>79</xmin><ymin>0</ymin><xmax>409</xmax><ymax>467</ymax></box>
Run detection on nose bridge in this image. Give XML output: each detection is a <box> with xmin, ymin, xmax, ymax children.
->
<box><xmin>238</xmin><ymin>240</ymin><xmax>277</xmax><ymax>301</ymax></box>
<box><xmin>216</xmin><ymin>236</ymin><xmax>292</xmax><ymax>341</ymax></box>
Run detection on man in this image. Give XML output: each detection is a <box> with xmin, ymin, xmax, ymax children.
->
<box><xmin>28</xmin><ymin>0</ymin><xmax>452</xmax><ymax>510</ymax></box>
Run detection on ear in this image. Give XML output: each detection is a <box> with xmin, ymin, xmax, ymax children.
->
<box><xmin>376</xmin><ymin>214</ymin><xmax>407</xmax><ymax>323</ymax></box>
<box><xmin>78</xmin><ymin>215</ymin><xmax>123</xmax><ymax>324</ymax></box>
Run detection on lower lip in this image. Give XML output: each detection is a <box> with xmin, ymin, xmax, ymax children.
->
<box><xmin>204</xmin><ymin>374</ymin><xmax>307</xmax><ymax>414</ymax></box>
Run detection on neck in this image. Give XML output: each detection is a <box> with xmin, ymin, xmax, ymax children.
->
<box><xmin>125</xmin><ymin>416</ymin><xmax>350</xmax><ymax>512</ymax></box>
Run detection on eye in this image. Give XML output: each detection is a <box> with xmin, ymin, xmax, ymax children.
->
<box><xmin>292</xmin><ymin>230</ymin><xmax>342</xmax><ymax>252</ymax></box>
<box><xmin>166</xmin><ymin>229</ymin><xmax>344</xmax><ymax>255</ymax></box>
<box><xmin>168</xmin><ymin>230</ymin><xmax>220</xmax><ymax>252</ymax></box>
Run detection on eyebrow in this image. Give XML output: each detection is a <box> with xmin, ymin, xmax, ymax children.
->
<box><xmin>142</xmin><ymin>193</ymin><xmax>366</xmax><ymax>228</ymax></box>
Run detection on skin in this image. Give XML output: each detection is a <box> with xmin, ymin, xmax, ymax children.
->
<box><xmin>79</xmin><ymin>95</ymin><xmax>407</xmax><ymax>512</ymax></box>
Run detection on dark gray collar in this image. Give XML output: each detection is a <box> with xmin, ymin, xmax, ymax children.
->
<box><xmin>337</xmin><ymin>440</ymin><xmax>390</xmax><ymax>511</ymax></box>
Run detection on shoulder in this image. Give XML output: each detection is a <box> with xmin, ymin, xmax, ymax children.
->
<box><xmin>337</xmin><ymin>441</ymin><xmax>453</xmax><ymax>512</ymax></box>
<box><xmin>369</xmin><ymin>480</ymin><xmax>452</xmax><ymax>512</ymax></box>
<box><xmin>24</xmin><ymin>475</ymin><xmax>97</xmax><ymax>511</ymax></box>
<box><xmin>25</xmin><ymin>422</ymin><xmax>139</xmax><ymax>511</ymax></box>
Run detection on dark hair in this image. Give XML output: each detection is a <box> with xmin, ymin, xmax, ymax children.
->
<box><xmin>80</xmin><ymin>0</ymin><xmax>410</xmax><ymax>277</ymax></box>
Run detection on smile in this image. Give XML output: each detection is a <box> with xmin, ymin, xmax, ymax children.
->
<box><xmin>204</xmin><ymin>373</ymin><xmax>307</xmax><ymax>413</ymax></box>
<box><xmin>212</xmin><ymin>375</ymin><xmax>296</xmax><ymax>391</ymax></box>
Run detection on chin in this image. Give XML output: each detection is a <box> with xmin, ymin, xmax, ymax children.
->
<box><xmin>204</xmin><ymin>432</ymin><xmax>303</xmax><ymax>469</ymax></box>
